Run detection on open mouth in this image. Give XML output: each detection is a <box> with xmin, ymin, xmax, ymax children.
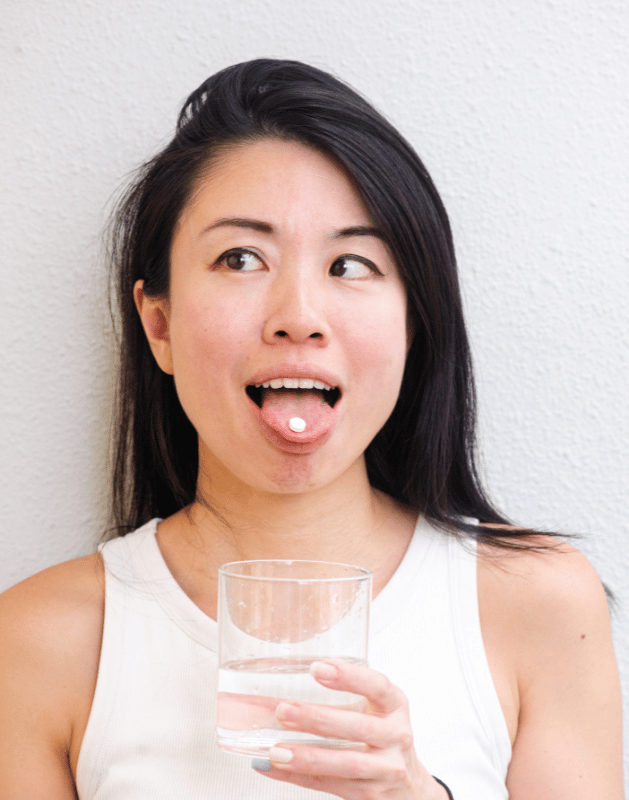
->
<box><xmin>246</xmin><ymin>377</ymin><xmax>342</xmax><ymax>445</ymax></box>
<box><xmin>246</xmin><ymin>380</ymin><xmax>341</xmax><ymax>409</ymax></box>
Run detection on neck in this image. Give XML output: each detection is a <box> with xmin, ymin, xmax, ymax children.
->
<box><xmin>190</xmin><ymin>456</ymin><xmax>383</xmax><ymax>564</ymax></box>
<box><xmin>155</xmin><ymin>455</ymin><xmax>418</xmax><ymax>616</ymax></box>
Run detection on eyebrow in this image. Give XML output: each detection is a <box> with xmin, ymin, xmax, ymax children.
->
<box><xmin>201</xmin><ymin>218</ymin><xmax>388</xmax><ymax>244</ymax></box>
<box><xmin>202</xmin><ymin>218</ymin><xmax>273</xmax><ymax>235</ymax></box>
<box><xmin>333</xmin><ymin>225</ymin><xmax>388</xmax><ymax>243</ymax></box>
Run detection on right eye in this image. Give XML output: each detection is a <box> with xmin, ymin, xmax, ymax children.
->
<box><xmin>215</xmin><ymin>248</ymin><xmax>265</xmax><ymax>272</ymax></box>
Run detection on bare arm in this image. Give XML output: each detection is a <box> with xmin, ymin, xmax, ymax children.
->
<box><xmin>480</xmin><ymin>541</ymin><xmax>624</xmax><ymax>799</ymax></box>
<box><xmin>0</xmin><ymin>555</ymin><xmax>104</xmax><ymax>799</ymax></box>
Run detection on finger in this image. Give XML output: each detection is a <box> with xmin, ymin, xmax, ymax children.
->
<box><xmin>253</xmin><ymin>763</ymin><xmax>356</xmax><ymax>798</ymax></box>
<box><xmin>253</xmin><ymin>750</ymin><xmax>440</xmax><ymax>800</ymax></box>
<box><xmin>310</xmin><ymin>659</ymin><xmax>405</xmax><ymax>715</ymax></box>
<box><xmin>275</xmin><ymin>699</ymin><xmax>410</xmax><ymax>749</ymax></box>
<box><xmin>266</xmin><ymin>742</ymin><xmax>406</xmax><ymax>781</ymax></box>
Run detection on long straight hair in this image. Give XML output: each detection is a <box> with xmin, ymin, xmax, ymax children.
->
<box><xmin>107</xmin><ymin>58</ymin><xmax>549</xmax><ymax>548</ymax></box>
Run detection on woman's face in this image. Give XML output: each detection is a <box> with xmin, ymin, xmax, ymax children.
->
<box><xmin>137</xmin><ymin>138</ymin><xmax>408</xmax><ymax>497</ymax></box>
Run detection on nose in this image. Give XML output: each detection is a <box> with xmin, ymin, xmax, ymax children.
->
<box><xmin>262</xmin><ymin>268</ymin><xmax>331</xmax><ymax>346</ymax></box>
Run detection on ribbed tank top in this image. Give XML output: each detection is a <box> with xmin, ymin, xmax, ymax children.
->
<box><xmin>76</xmin><ymin>517</ymin><xmax>511</xmax><ymax>799</ymax></box>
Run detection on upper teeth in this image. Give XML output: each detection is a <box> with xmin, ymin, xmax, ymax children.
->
<box><xmin>254</xmin><ymin>378</ymin><xmax>334</xmax><ymax>390</ymax></box>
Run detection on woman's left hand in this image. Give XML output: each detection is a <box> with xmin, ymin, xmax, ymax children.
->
<box><xmin>253</xmin><ymin>659</ymin><xmax>448</xmax><ymax>799</ymax></box>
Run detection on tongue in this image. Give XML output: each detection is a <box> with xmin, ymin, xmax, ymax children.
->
<box><xmin>260</xmin><ymin>389</ymin><xmax>336</xmax><ymax>440</ymax></box>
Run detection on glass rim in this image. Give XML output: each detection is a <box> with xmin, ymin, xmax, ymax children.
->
<box><xmin>218</xmin><ymin>558</ymin><xmax>372</xmax><ymax>582</ymax></box>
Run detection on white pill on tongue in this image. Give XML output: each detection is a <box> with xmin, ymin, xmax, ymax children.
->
<box><xmin>288</xmin><ymin>417</ymin><xmax>306</xmax><ymax>433</ymax></box>
<box><xmin>260</xmin><ymin>388</ymin><xmax>336</xmax><ymax>441</ymax></box>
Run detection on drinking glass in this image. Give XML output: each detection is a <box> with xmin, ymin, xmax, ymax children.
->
<box><xmin>216</xmin><ymin>559</ymin><xmax>371</xmax><ymax>757</ymax></box>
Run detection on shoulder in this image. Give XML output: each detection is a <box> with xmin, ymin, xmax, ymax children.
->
<box><xmin>477</xmin><ymin>535</ymin><xmax>612</xmax><ymax>678</ymax></box>
<box><xmin>475</xmin><ymin>534</ymin><xmax>623</xmax><ymax>797</ymax></box>
<box><xmin>476</xmin><ymin>532</ymin><xmax>622</xmax><ymax>785</ymax></box>
<box><xmin>0</xmin><ymin>553</ymin><xmax>105</xmax><ymax>746</ymax></box>
<box><xmin>0</xmin><ymin>552</ymin><xmax>105</xmax><ymax>653</ymax></box>
<box><xmin>477</xmin><ymin>535</ymin><xmax>610</xmax><ymax>660</ymax></box>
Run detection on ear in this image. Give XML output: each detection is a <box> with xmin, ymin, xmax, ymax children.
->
<box><xmin>133</xmin><ymin>280</ymin><xmax>174</xmax><ymax>375</ymax></box>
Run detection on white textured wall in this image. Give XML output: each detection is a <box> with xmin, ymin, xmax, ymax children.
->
<box><xmin>2</xmin><ymin>0</ymin><xmax>627</xmax><ymax>779</ymax></box>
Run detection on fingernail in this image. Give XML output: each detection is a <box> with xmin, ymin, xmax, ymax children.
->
<box><xmin>269</xmin><ymin>746</ymin><xmax>294</xmax><ymax>763</ymax></box>
<box><xmin>252</xmin><ymin>758</ymin><xmax>272</xmax><ymax>771</ymax></box>
<box><xmin>275</xmin><ymin>701</ymin><xmax>299</xmax><ymax>721</ymax></box>
<box><xmin>310</xmin><ymin>661</ymin><xmax>338</xmax><ymax>681</ymax></box>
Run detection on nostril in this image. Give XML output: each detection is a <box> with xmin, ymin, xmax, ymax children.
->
<box><xmin>271</xmin><ymin>328</ymin><xmax>324</xmax><ymax>341</ymax></box>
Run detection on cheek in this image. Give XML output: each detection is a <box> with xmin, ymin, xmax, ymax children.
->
<box><xmin>344</xmin><ymin>300</ymin><xmax>408</xmax><ymax>383</ymax></box>
<box><xmin>168</xmin><ymin>296</ymin><xmax>252</xmax><ymax>389</ymax></box>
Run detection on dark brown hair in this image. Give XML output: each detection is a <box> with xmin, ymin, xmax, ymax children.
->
<box><xmin>107</xmin><ymin>58</ymin><xmax>551</xmax><ymax>549</ymax></box>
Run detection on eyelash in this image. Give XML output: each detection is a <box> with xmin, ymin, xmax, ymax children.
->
<box><xmin>330</xmin><ymin>255</ymin><xmax>383</xmax><ymax>279</ymax></box>
<box><xmin>214</xmin><ymin>248</ymin><xmax>263</xmax><ymax>272</ymax></box>
<box><xmin>213</xmin><ymin>248</ymin><xmax>383</xmax><ymax>278</ymax></box>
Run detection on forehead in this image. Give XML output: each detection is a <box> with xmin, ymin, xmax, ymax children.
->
<box><xmin>178</xmin><ymin>137</ymin><xmax>374</xmax><ymax>231</ymax></box>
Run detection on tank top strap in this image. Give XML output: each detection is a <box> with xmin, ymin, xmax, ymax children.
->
<box><xmin>370</xmin><ymin>514</ymin><xmax>438</xmax><ymax>635</ymax></box>
<box><xmin>98</xmin><ymin>519</ymin><xmax>217</xmax><ymax>651</ymax></box>
<box><xmin>447</xmin><ymin>533</ymin><xmax>512</xmax><ymax>774</ymax></box>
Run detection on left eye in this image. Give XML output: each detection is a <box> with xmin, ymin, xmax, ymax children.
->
<box><xmin>329</xmin><ymin>256</ymin><xmax>381</xmax><ymax>279</ymax></box>
<box><xmin>216</xmin><ymin>248</ymin><xmax>264</xmax><ymax>272</ymax></box>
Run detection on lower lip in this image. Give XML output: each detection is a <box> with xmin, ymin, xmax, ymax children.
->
<box><xmin>247</xmin><ymin>396</ymin><xmax>336</xmax><ymax>454</ymax></box>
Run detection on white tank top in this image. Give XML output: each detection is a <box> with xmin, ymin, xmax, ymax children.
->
<box><xmin>77</xmin><ymin>516</ymin><xmax>511</xmax><ymax>799</ymax></box>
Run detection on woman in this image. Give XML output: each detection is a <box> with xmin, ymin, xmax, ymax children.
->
<box><xmin>0</xmin><ymin>59</ymin><xmax>623</xmax><ymax>799</ymax></box>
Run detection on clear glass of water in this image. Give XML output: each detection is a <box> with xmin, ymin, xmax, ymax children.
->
<box><xmin>216</xmin><ymin>559</ymin><xmax>372</xmax><ymax>757</ymax></box>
